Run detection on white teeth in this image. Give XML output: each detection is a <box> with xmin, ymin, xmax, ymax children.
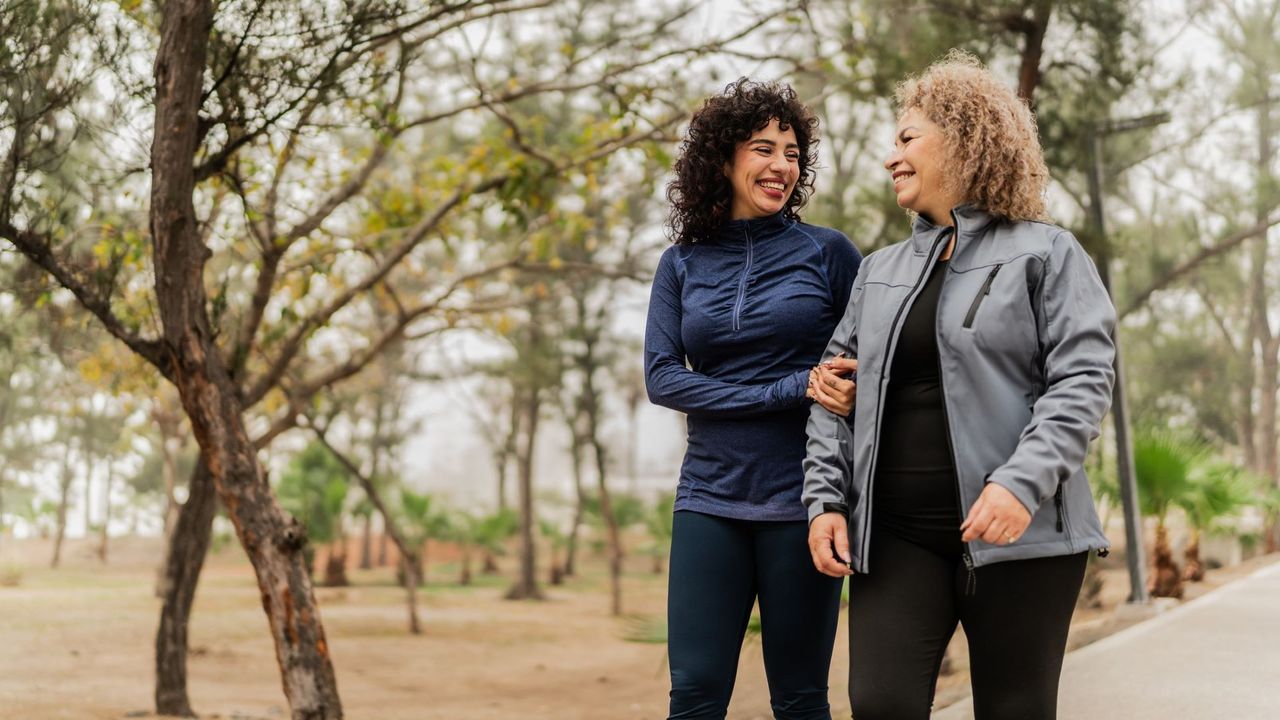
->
<box><xmin>760</xmin><ymin>181</ymin><xmax>785</xmax><ymax>191</ymax></box>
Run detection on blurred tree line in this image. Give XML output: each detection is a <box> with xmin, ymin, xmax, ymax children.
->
<box><xmin>1</xmin><ymin>0</ymin><xmax>1277</xmax><ymax>717</ymax></box>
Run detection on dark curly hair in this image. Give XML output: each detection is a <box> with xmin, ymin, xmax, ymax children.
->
<box><xmin>666</xmin><ymin>78</ymin><xmax>819</xmax><ymax>245</ymax></box>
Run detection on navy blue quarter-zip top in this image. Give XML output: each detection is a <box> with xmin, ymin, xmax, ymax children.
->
<box><xmin>645</xmin><ymin>212</ymin><xmax>862</xmax><ymax>521</ymax></box>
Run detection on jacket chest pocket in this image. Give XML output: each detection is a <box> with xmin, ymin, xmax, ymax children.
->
<box><xmin>954</xmin><ymin>265</ymin><xmax>1036</xmax><ymax>358</ymax></box>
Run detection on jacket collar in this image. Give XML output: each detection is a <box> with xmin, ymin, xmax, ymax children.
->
<box><xmin>715</xmin><ymin>210</ymin><xmax>791</xmax><ymax>245</ymax></box>
<box><xmin>909</xmin><ymin>204</ymin><xmax>1000</xmax><ymax>256</ymax></box>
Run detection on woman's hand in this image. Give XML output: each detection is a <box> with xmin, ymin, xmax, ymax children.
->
<box><xmin>960</xmin><ymin>482</ymin><xmax>1032</xmax><ymax>545</ymax></box>
<box><xmin>808</xmin><ymin>512</ymin><xmax>854</xmax><ymax>577</ymax></box>
<box><xmin>807</xmin><ymin>356</ymin><xmax>858</xmax><ymax>416</ymax></box>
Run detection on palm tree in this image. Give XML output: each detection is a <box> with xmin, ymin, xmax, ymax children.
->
<box><xmin>1133</xmin><ymin>429</ymin><xmax>1202</xmax><ymax>599</ymax></box>
<box><xmin>398</xmin><ymin>490</ymin><xmax>452</xmax><ymax>586</ymax></box>
<box><xmin>1177</xmin><ymin>462</ymin><xmax>1252</xmax><ymax>582</ymax></box>
<box><xmin>473</xmin><ymin>508</ymin><xmax>518</xmax><ymax>575</ymax></box>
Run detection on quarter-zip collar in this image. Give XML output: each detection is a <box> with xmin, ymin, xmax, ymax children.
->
<box><xmin>909</xmin><ymin>204</ymin><xmax>999</xmax><ymax>256</ymax></box>
<box><xmin>716</xmin><ymin>210</ymin><xmax>791</xmax><ymax>246</ymax></box>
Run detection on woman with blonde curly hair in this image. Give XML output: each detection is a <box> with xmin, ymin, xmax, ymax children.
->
<box><xmin>802</xmin><ymin>52</ymin><xmax>1116</xmax><ymax>719</ymax></box>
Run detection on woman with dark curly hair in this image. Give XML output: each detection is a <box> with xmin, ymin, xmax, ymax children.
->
<box><xmin>645</xmin><ymin>78</ymin><xmax>862</xmax><ymax>719</ymax></box>
<box><xmin>804</xmin><ymin>52</ymin><xmax>1115</xmax><ymax>719</ymax></box>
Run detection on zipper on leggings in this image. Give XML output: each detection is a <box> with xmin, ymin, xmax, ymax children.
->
<box><xmin>933</xmin><ymin>233</ymin><xmax>978</xmax><ymax>596</ymax></box>
<box><xmin>962</xmin><ymin>264</ymin><xmax>1003</xmax><ymax>328</ymax></box>
<box><xmin>857</xmin><ymin>228</ymin><xmax>955</xmax><ymax>570</ymax></box>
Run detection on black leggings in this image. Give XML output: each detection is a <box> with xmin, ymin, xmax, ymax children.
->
<box><xmin>668</xmin><ymin>510</ymin><xmax>843</xmax><ymax>720</ymax></box>
<box><xmin>847</xmin><ymin>528</ymin><xmax>1087</xmax><ymax>720</ymax></box>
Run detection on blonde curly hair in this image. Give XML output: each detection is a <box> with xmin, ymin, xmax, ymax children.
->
<box><xmin>895</xmin><ymin>50</ymin><xmax>1049</xmax><ymax>222</ymax></box>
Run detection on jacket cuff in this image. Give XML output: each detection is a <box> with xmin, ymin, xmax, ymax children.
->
<box><xmin>807</xmin><ymin>501</ymin><xmax>849</xmax><ymax>524</ymax></box>
<box><xmin>987</xmin><ymin>474</ymin><xmax>1042</xmax><ymax>516</ymax></box>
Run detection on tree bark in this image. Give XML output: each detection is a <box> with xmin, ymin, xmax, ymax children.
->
<box><xmin>1182</xmin><ymin>529</ymin><xmax>1204</xmax><ymax>583</ymax></box>
<box><xmin>1253</xmin><ymin>96</ymin><xmax>1278</xmax><ymax>486</ymax></box>
<box><xmin>150</xmin><ymin>2</ymin><xmax>343</xmax><ymax>716</ymax></box>
<box><xmin>592</xmin><ymin>434</ymin><xmax>623</xmax><ymax>616</ymax></box>
<box><xmin>1148</xmin><ymin>522</ymin><xmax>1184</xmax><ymax>599</ymax></box>
<box><xmin>377</xmin><ymin>522</ymin><xmax>388</xmax><ymax>567</ymax></box>
<box><xmin>154</xmin><ymin>458</ymin><xmax>217</xmax><ymax>717</ymax></box>
<box><xmin>563</xmin><ymin>423</ymin><xmax>586</xmax><ymax>577</ymax></box>
<box><xmin>459</xmin><ymin>541</ymin><xmax>472</xmax><ymax>586</ymax></box>
<box><xmin>1014</xmin><ymin>0</ymin><xmax>1052</xmax><ymax>105</ymax></box>
<box><xmin>97</xmin><ymin>461</ymin><xmax>113</xmax><ymax>563</ymax></box>
<box><xmin>585</xmin><ymin>366</ymin><xmax>622</xmax><ymax>615</ymax></box>
<box><xmin>359</xmin><ymin>514</ymin><xmax>373</xmax><ymax>570</ymax></box>
<box><xmin>506</xmin><ymin>378</ymin><xmax>544</xmax><ymax>600</ymax></box>
<box><xmin>50</xmin><ymin>440</ymin><xmax>74</xmax><ymax>568</ymax></box>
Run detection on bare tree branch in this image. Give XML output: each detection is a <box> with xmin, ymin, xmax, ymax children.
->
<box><xmin>1120</xmin><ymin>213</ymin><xmax>1280</xmax><ymax>319</ymax></box>
<box><xmin>1</xmin><ymin>223</ymin><xmax>171</xmax><ymax>376</ymax></box>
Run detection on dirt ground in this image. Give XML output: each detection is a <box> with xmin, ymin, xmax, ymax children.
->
<box><xmin>0</xmin><ymin>535</ymin><xmax>1271</xmax><ymax>720</ymax></box>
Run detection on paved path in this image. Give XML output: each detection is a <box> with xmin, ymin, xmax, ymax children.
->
<box><xmin>932</xmin><ymin>559</ymin><xmax>1280</xmax><ymax>719</ymax></box>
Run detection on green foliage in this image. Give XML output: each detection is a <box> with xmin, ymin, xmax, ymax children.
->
<box><xmin>1133</xmin><ymin>429</ymin><xmax>1205</xmax><ymax>521</ymax></box>
<box><xmin>397</xmin><ymin>488</ymin><xmax>452</xmax><ymax>546</ymax></box>
<box><xmin>1178</xmin><ymin>461</ymin><xmax>1253</xmax><ymax>533</ymax></box>
<box><xmin>277</xmin><ymin>442</ymin><xmax>350</xmax><ymax>544</ymax></box>
<box><xmin>1133</xmin><ymin>429</ymin><xmax>1255</xmax><ymax>532</ymax></box>
<box><xmin>471</xmin><ymin>508</ymin><xmax>519</xmax><ymax>554</ymax></box>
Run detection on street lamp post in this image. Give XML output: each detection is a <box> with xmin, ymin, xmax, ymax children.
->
<box><xmin>1086</xmin><ymin>111</ymin><xmax>1169</xmax><ymax>605</ymax></box>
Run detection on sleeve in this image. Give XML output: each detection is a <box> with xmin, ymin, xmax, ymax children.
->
<box><xmin>987</xmin><ymin>230</ymin><xmax>1117</xmax><ymax>515</ymax></box>
<box><xmin>643</xmin><ymin>247</ymin><xmax>809</xmax><ymax>418</ymax></box>
<box><xmin>824</xmin><ymin>231</ymin><xmax>863</xmax><ymax>319</ymax></box>
<box><xmin>802</xmin><ymin>253</ymin><xmax>870</xmax><ymax>523</ymax></box>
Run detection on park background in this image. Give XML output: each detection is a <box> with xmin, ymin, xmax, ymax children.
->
<box><xmin>1</xmin><ymin>0</ymin><xmax>1278</xmax><ymax>718</ymax></box>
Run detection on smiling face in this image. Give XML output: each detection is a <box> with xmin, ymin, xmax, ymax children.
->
<box><xmin>726</xmin><ymin>119</ymin><xmax>800</xmax><ymax>221</ymax></box>
<box><xmin>885</xmin><ymin>108</ymin><xmax>965</xmax><ymax>225</ymax></box>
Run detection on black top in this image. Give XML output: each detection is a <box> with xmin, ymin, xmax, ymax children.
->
<box><xmin>872</xmin><ymin>257</ymin><xmax>963</xmax><ymax>555</ymax></box>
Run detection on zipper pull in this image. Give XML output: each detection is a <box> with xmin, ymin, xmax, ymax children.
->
<box><xmin>963</xmin><ymin>552</ymin><xmax>977</xmax><ymax>596</ymax></box>
<box><xmin>1054</xmin><ymin>486</ymin><xmax>1065</xmax><ymax>532</ymax></box>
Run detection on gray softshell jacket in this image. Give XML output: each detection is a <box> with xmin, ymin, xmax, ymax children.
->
<box><xmin>802</xmin><ymin>205</ymin><xmax>1115</xmax><ymax>571</ymax></box>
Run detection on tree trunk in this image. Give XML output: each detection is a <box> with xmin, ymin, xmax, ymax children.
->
<box><xmin>459</xmin><ymin>542</ymin><xmax>472</xmax><ymax>586</ymax></box>
<box><xmin>51</xmin><ymin>441</ymin><xmax>74</xmax><ymax>569</ymax></box>
<box><xmin>359</xmin><ymin>514</ymin><xmax>372</xmax><ymax>570</ymax></box>
<box><xmin>506</xmin><ymin>382</ymin><xmax>544</xmax><ymax>600</ymax></box>
<box><xmin>150</xmin><ymin>2</ymin><xmax>343</xmax><ymax>716</ymax></box>
<box><xmin>578</xmin><ymin>292</ymin><xmax>623</xmax><ymax>616</ymax></box>
<box><xmin>588</xmin><ymin>404</ymin><xmax>622</xmax><ymax>616</ymax></box>
<box><xmin>323</xmin><ymin>541</ymin><xmax>349</xmax><ymax>587</ymax></box>
<box><xmin>498</xmin><ymin>399</ymin><xmax>519</xmax><ymax>512</ymax></box>
<box><xmin>377</xmin><ymin>517</ymin><xmax>388</xmax><ymax>567</ymax></box>
<box><xmin>563</xmin><ymin>425</ymin><xmax>586</xmax><ymax>577</ymax></box>
<box><xmin>97</xmin><ymin>461</ymin><xmax>113</xmax><ymax>563</ymax></box>
<box><xmin>154</xmin><ymin>398</ymin><xmax>184</xmax><ymax>540</ymax></box>
<box><xmin>155</xmin><ymin>458</ymin><xmax>218</xmax><ymax>717</ymax></box>
<box><xmin>1182</xmin><ymin>528</ymin><xmax>1205</xmax><ymax>583</ymax></box>
<box><xmin>400</xmin><ymin>555</ymin><xmax>421</xmax><ymax>635</ymax></box>
<box><xmin>1015</xmin><ymin>0</ymin><xmax>1052</xmax><ymax>105</ymax></box>
<box><xmin>548</xmin><ymin>544</ymin><xmax>564</xmax><ymax>585</ymax></box>
<box><xmin>1148</xmin><ymin>521</ymin><xmax>1184</xmax><ymax>599</ymax></box>
<box><xmin>1260</xmin><ymin>336</ymin><xmax>1279</xmax><ymax>486</ymax></box>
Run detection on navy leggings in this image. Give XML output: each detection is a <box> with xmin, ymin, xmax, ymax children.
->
<box><xmin>668</xmin><ymin>510</ymin><xmax>843</xmax><ymax>720</ymax></box>
<box><xmin>846</xmin><ymin>527</ymin><xmax>1087</xmax><ymax>719</ymax></box>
